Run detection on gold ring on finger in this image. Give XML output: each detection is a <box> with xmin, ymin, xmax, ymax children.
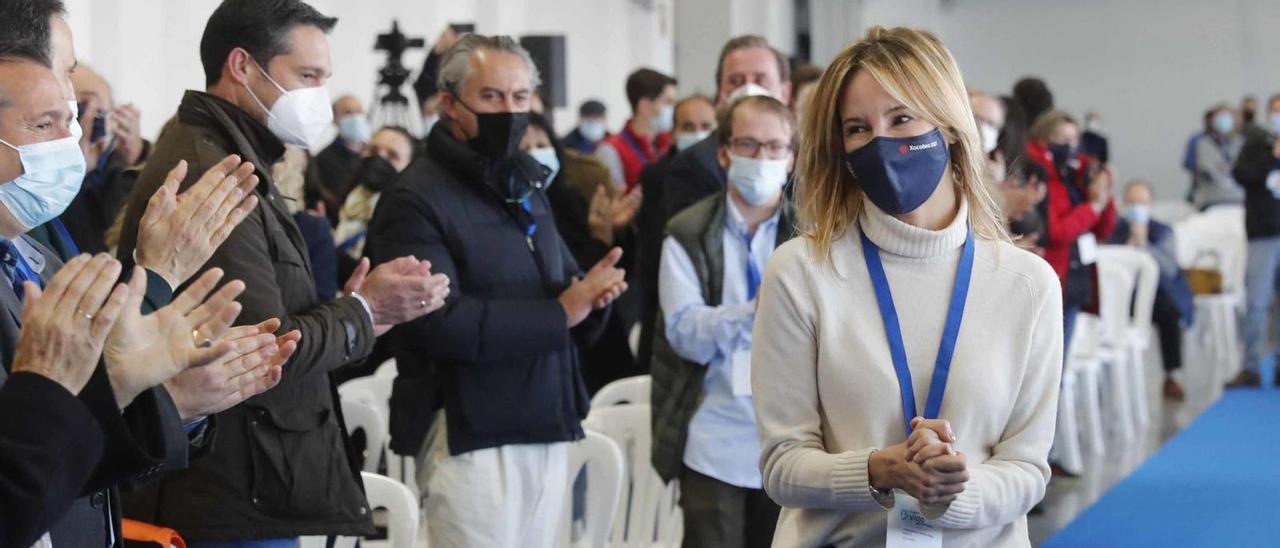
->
<box><xmin>192</xmin><ymin>329</ymin><xmax>212</xmax><ymax>349</ymax></box>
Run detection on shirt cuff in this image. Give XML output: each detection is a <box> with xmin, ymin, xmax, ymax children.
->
<box><xmin>349</xmin><ymin>291</ymin><xmax>375</xmax><ymax>325</ymax></box>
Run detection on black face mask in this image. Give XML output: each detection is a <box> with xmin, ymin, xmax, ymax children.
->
<box><xmin>352</xmin><ymin>155</ymin><xmax>398</xmax><ymax>193</ymax></box>
<box><xmin>460</xmin><ymin>101</ymin><xmax>529</xmax><ymax>163</ymax></box>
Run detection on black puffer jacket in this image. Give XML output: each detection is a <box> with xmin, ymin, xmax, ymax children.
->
<box><xmin>367</xmin><ymin>121</ymin><xmax>607</xmax><ymax>457</ymax></box>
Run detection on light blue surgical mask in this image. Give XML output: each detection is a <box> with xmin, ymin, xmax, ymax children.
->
<box><xmin>1213</xmin><ymin>113</ymin><xmax>1235</xmax><ymax>135</ymax></box>
<box><xmin>1270</xmin><ymin>112</ymin><xmax>1280</xmax><ymax>135</ymax></box>
<box><xmin>675</xmin><ymin>130</ymin><xmax>711</xmax><ymax>152</ymax></box>
<box><xmin>728</xmin><ymin>154</ymin><xmax>788</xmax><ymax>206</ymax></box>
<box><xmin>579</xmin><ymin>119</ymin><xmax>607</xmax><ymax>142</ymax></box>
<box><xmin>1125</xmin><ymin>204</ymin><xmax>1150</xmax><ymax>226</ymax></box>
<box><xmin>651</xmin><ymin>105</ymin><xmax>674</xmax><ymax>133</ymax></box>
<box><xmin>337</xmin><ymin>114</ymin><xmax>371</xmax><ymax>144</ymax></box>
<box><xmin>528</xmin><ymin>147</ymin><xmax>560</xmax><ymax>184</ymax></box>
<box><xmin>0</xmin><ymin>135</ymin><xmax>87</xmax><ymax>229</ymax></box>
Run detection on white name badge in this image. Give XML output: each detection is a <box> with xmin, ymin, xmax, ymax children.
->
<box><xmin>1077</xmin><ymin>232</ymin><xmax>1098</xmax><ymax>266</ymax></box>
<box><xmin>886</xmin><ymin>492</ymin><xmax>942</xmax><ymax>548</ymax></box>
<box><xmin>731</xmin><ymin>348</ymin><xmax>753</xmax><ymax>396</ymax></box>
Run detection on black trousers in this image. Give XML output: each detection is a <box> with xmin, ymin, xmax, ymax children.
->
<box><xmin>1152</xmin><ymin>293</ymin><xmax>1183</xmax><ymax>373</ymax></box>
<box><xmin>679</xmin><ymin>467</ymin><xmax>780</xmax><ymax>548</ymax></box>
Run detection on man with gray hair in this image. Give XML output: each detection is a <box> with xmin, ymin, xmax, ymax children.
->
<box><xmin>365</xmin><ymin>33</ymin><xmax>628</xmax><ymax>548</ymax></box>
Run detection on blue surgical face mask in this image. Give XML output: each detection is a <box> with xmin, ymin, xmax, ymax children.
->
<box><xmin>1125</xmin><ymin>204</ymin><xmax>1150</xmax><ymax>225</ymax></box>
<box><xmin>527</xmin><ymin>147</ymin><xmax>560</xmax><ymax>184</ymax></box>
<box><xmin>675</xmin><ymin>130</ymin><xmax>711</xmax><ymax>152</ymax></box>
<box><xmin>1213</xmin><ymin>113</ymin><xmax>1235</xmax><ymax>135</ymax></box>
<box><xmin>579</xmin><ymin>119</ymin><xmax>607</xmax><ymax>142</ymax></box>
<box><xmin>0</xmin><ymin>135</ymin><xmax>87</xmax><ymax>229</ymax></box>
<box><xmin>843</xmin><ymin>128</ymin><xmax>950</xmax><ymax>215</ymax></box>
<box><xmin>1269</xmin><ymin>112</ymin><xmax>1280</xmax><ymax>135</ymax></box>
<box><xmin>728</xmin><ymin>154</ymin><xmax>788</xmax><ymax>206</ymax></box>
<box><xmin>338</xmin><ymin>114</ymin><xmax>372</xmax><ymax>144</ymax></box>
<box><xmin>651</xmin><ymin>105</ymin><xmax>674</xmax><ymax>133</ymax></box>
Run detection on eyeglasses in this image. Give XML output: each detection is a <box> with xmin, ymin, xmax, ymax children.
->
<box><xmin>729</xmin><ymin>137</ymin><xmax>792</xmax><ymax>159</ymax></box>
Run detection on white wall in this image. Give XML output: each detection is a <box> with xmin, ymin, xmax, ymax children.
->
<box><xmin>809</xmin><ymin>0</ymin><xmax>1280</xmax><ymax>199</ymax></box>
<box><xmin>60</xmin><ymin>0</ymin><xmax>673</xmax><ymax>140</ymax></box>
<box><xmin>673</xmin><ymin>0</ymin><xmax>796</xmax><ymax>100</ymax></box>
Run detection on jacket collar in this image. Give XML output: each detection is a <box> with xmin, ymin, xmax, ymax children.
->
<box><xmin>426</xmin><ymin>120</ymin><xmax>549</xmax><ymax>200</ymax></box>
<box><xmin>178</xmin><ymin>90</ymin><xmax>286</xmax><ymax>168</ymax></box>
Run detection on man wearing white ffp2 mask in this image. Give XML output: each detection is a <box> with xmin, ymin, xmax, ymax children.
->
<box><xmin>114</xmin><ymin>1</ymin><xmax>453</xmax><ymax>542</ymax></box>
<box><xmin>654</xmin><ymin>94</ymin><xmax>797</xmax><ymax>546</ymax></box>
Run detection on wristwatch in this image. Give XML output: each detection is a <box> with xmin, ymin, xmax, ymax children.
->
<box><xmin>867</xmin><ymin>450</ymin><xmax>896</xmax><ymax>507</ymax></box>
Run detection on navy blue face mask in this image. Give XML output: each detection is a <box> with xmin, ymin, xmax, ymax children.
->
<box><xmin>843</xmin><ymin>128</ymin><xmax>950</xmax><ymax>214</ymax></box>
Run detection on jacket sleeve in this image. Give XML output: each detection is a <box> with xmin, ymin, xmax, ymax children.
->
<box><xmin>1044</xmin><ymin>181</ymin><xmax>1101</xmax><ymax>246</ymax></box>
<box><xmin>1233</xmin><ymin>131</ymin><xmax>1276</xmax><ymax>190</ymax></box>
<box><xmin>1196</xmin><ymin>137</ymin><xmax>1238</xmax><ymax>189</ymax></box>
<box><xmin>1090</xmin><ymin>199</ymin><xmax>1117</xmax><ymax>242</ymax></box>
<box><xmin>753</xmin><ymin>243</ymin><xmax>889</xmax><ymax>513</ymax></box>
<box><xmin>658</xmin><ymin>237</ymin><xmax>754</xmax><ymax>364</ymax></box>
<box><xmin>556</xmin><ymin>223</ymin><xmax>611</xmax><ymax>349</ymax></box>
<box><xmin>198</xmin><ymin>204</ymin><xmax>375</xmax><ymax>381</ymax></box>
<box><xmin>0</xmin><ymin>372</ymin><xmax>105</xmax><ymax>548</ymax></box>
<box><xmin>934</xmin><ymin>270</ymin><xmax>1062</xmax><ymax>529</ymax></box>
<box><xmin>663</xmin><ymin>151</ymin><xmax>724</xmax><ymax>222</ymax></box>
<box><xmin>367</xmin><ymin>187</ymin><xmax>573</xmax><ymax>365</ymax></box>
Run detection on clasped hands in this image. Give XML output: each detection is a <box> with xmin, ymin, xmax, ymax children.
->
<box><xmin>869</xmin><ymin>417</ymin><xmax>970</xmax><ymax>506</ymax></box>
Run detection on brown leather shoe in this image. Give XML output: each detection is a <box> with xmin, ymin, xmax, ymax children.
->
<box><xmin>1162</xmin><ymin>378</ymin><xmax>1186</xmax><ymax>401</ymax></box>
<box><xmin>1225</xmin><ymin>369</ymin><xmax>1262</xmax><ymax>389</ymax></box>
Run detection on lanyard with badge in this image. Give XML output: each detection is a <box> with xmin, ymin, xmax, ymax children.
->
<box><xmin>860</xmin><ymin>227</ymin><xmax>975</xmax><ymax>548</ymax></box>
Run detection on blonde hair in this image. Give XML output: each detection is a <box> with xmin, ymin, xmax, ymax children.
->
<box><xmin>795</xmin><ymin>26</ymin><xmax>1009</xmax><ymax>262</ymax></box>
<box><xmin>1029</xmin><ymin>109</ymin><xmax>1076</xmax><ymax>143</ymax></box>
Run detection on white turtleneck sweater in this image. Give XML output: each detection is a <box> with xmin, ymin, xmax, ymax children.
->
<box><xmin>751</xmin><ymin>198</ymin><xmax>1063</xmax><ymax>548</ymax></box>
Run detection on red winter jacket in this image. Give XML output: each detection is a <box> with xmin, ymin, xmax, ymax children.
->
<box><xmin>599</xmin><ymin>120</ymin><xmax>671</xmax><ymax>191</ymax></box>
<box><xmin>1026</xmin><ymin>141</ymin><xmax>1117</xmax><ymax>284</ymax></box>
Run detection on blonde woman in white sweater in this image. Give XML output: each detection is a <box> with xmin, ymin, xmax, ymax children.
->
<box><xmin>752</xmin><ymin>27</ymin><xmax>1063</xmax><ymax>548</ymax></box>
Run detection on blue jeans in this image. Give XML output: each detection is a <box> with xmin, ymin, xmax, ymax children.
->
<box><xmin>1063</xmin><ymin>304</ymin><xmax>1081</xmax><ymax>363</ymax></box>
<box><xmin>1244</xmin><ymin>236</ymin><xmax>1280</xmax><ymax>372</ymax></box>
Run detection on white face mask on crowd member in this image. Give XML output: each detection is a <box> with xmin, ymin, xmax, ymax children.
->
<box><xmin>726</xmin><ymin>83</ymin><xmax>772</xmax><ymax>104</ymax></box>
<box><xmin>652</xmin><ymin>104</ymin><xmax>675</xmax><ymax>133</ymax></box>
<box><xmin>244</xmin><ymin>58</ymin><xmax>333</xmax><ymax>149</ymax></box>
<box><xmin>675</xmin><ymin>130</ymin><xmax>711</xmax><ymax>152</ymax></box>
<box><xmin>0</xmin><ymin>134</ymin><xmax>87</xmax><ymax>229</ymax></box>
<box><xmin>728</xmin><ymin>154</ymin><xmax>787</xmax><ymax>205</ymax></box>
<box><xmin>979</xmin><ymin>122</ymin><xmax>999</xmax><ymax>155</ymax></box>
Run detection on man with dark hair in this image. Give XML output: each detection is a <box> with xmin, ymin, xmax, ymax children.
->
<box><xmin>1229</xmin><ymin>93</ymin><xmax>1280</xmax><ymax>388</ymax></box>
<box><xmin>365</xmin><ymin>33</ymin><xmax>626</xmax><ymax>548</ymax></box>
<box><xmin>596</xmin><ymin>68</ymin><xmax>676</xmax><ymax>191</ymax></box>
<box><xmin>115</xmin><ymin>1</ymin><xmax>451</xmax><ymax>544</ymax></box>
<box><xmin>653</xmin><ymin>95</ymin><xmax>796</xmax><ymax>546</ymax></box>
<box><xmin>635</xmin><ymin>94</ymin><xmax>715</xmax><ymax>372</ymax></box>
<box><xmin>662</xmin><ymin>35</ymin><xmax>792</xmax><ymax>222</ymax></box>
<box><xmin>563</xmin><ymin>98</ymin><xmax>608</xmax><ymax>154</ymax></box>
<box><xmin>0</xmin><ymin>1</ymin><xmax>301</xmax><ymax>546</ymax></box>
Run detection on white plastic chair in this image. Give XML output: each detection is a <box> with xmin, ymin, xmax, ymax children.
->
<box><xmin>562</xmin><ymin>430</ymin><xmax>626</xmax><ymax>547</ymax></box>
<box><xmin>340</xmin><ymin>397</ymin><xmax>387</xmax><ymax>473</ymax></box>
<box><xmin>1094</xmin><ymin>247</ymin><xmax>1140</xmax><ymax>440</ymax></box>
<box><xmin>1098</xmin><ymin>246</ymin><xmax>1159</xmax><ymax>430</ymax></box>
<box><xmin>361</xmin><ymin>472</ymin><xmax>421</xmax><ymax>548</ymax></box>
<box><xmin>1149</xmin><ymin>200</ymin><xmax>1196</xmax><ymax>225</ymax></box>
<box><xmin>583</xmin><ymin>404</ymin><xmax>683</xmax><ymax>547</ymax></box>
<box><xmin>1174</xmin><ymin>207</ymin><xmax>1247</xmax><ymax>386</ymax></box>
<box><xmin>592</xmin><ymin>375</ymin><xmax>652</xmax><ymax>408</ymax></box>
<box><xmin>1053</xmin><ymin>313</ymin><xmax>1106</xmax><ymax>475</ymax></box>
<box><xmin>338</xmin><ymin>375</ymin><xmax>393</xmax><ymax>417</ymax></box>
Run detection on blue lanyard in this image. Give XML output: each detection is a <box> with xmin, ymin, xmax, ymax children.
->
<box><xmin>620</xmin><ymin>129</ymin><xmax>654</xmax><ymax>165</ymax></box>
<box><xmin>741</xmin><ymin>231</ymin><xmax>761</xmax><ymax>300</ymax></box>
<box><xmin>860</xmin><ymin>227</ymin><xmax>975</xmax><ymax>438</ymax></box>
<box><xmin>50</xmin><ymin>218</ymin><xmax>80</xmax><ymax>257</ymax></box>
